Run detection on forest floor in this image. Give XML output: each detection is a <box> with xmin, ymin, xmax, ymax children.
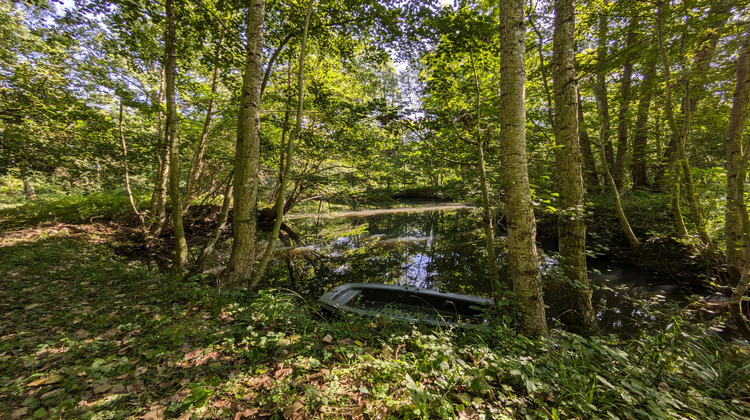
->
<box><xmin>1</xmin><ymin>221</ymin><xmax>750</xmax><ymax>419</ymax></box>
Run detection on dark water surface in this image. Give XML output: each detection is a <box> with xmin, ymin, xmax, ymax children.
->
<box><xmin>265</xmin><ymin>204</ymin><xmax>702</xmax><ymax>333</ymax></box>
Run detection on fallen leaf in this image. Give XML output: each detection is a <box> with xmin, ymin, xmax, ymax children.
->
<box><xmin>134</xmin><ymin>366</ymin><xmax>148</xmax><ymax>376</ymax></box>
<box><xmin>41</xmin><ymin>388</ymin><xmax>64</xmax><ymax>399</ymax></box>
<box><xmin>283</xmin><ymin>401</ymin><xmax>304</xmax><ymax>418</ymax></box>
<box><xmin>93</xmin><ymin>383</ymin><xmax>112</xmax><ymax>394</ymax></box>
<box><xmin>111</xmin><ymin>384</ymin><xmax>126</xmax><ymax>393</ymax></box>
<box><xmin>28</xmin><ymin>374</ymin><xmax>63</xmax><ymax>387</ymax></box>
<box><xmin>235</xmin><ymin>408</ymin><xmax>259</xmax><ymax>420</ymax></box>
<box><xmin>11</xmin><ymin>407</ymin><xmax>29</xmax><ymax>419</ymax></box>
<box><xmin>140</xmin><ymin>405</ymin><xmax>166</xmax><ymax>420</ymax></box>
<box><xmin>322</xmin><ymin>335</ymin><xmax>333</xmax><ymax>344</ymax></box>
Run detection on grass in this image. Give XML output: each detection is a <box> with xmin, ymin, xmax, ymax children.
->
<box><xmin>0</xmin><ymin>189</ymin><xmax>150</xmax><ymax>230</ymax></box>
<box><xmin>0</xmin><ymin>225</ymin><xmax>749</xmax><ymax>419</ymax></box>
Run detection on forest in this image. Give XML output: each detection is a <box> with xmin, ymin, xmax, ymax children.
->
<box><xmin>1</xmin><ymin>0</ymin><xmax>750</xmax><ymax>418</ymax></box>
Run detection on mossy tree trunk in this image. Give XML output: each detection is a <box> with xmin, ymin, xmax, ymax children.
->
<box><xmin>499</xmin><ymin>0</ymin><xmax>547</xmax><ymax>338</ymax></box>
<box><xmin>726</xmin><ymin>23</ymin><xmax>750</xmax><ymax>338</ymax></box>
<box><xmin>165</xmin><ymin>0</ymin><xmax>188</xmax><ymax>273</ymax></box>
<box><xmin>551</xmin><ymin>0</ymin><xmax>597</xmax><ymax>333</ymax></box>
<box><xmin>149</xmin><ymin>67</ymin><xmax>169</xmax><ymax>237</ymax></box>
<box><xmin>221</xmin><ymin>0</ymin><xmax>266</xmax><ymax>287</ymax></box>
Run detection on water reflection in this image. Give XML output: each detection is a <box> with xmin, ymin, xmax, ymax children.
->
<box><xmin>263</xmin><ymin>206</ymin><xmax>699</xmax><ymax>333</ymax></box>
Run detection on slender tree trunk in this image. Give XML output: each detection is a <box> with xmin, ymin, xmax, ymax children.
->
<box><xmin>466</xmin><ymin>50</ymin><xmax>502</xmax><ymax>299</ymax></box>
<box><xmin>656</xmin><ymin>2</ymin><xmax>694</xmax><ymax>240</ymax></box>
<box><xmin>184</xmin><ymin>38</ymin><xmax>223</xmax><ymax>214</ymax></box>
<box><xmin>150</xmin><ymin>67</ymin><xmax>169</xmax><ymax>237</ymax></box>
<box><xmin>631</xmin><ymin>52</ymin><xmax>656</xmax><ymax>189</ymax></box>
<box><xmin>221</xmin><ymin>0</ymin><xmax>266</xmax><ymax>286</ymax></box>
<box><xmin>252</xmin><ymin>0</ymin><xmax>313</xmax><ymax>289</ymax></box>
<box><xmin>165</xmin><ymin>0</ymin><xmax>188</xmax><ymax>273</ymax></box>
<box><xmin>499</xmin><ymin>0</ymin><xmax>547</xmax><ymax>337</ymax></box>
<box><xmin>551</xmin><ymin>0</ymin><xmax>597</xmax><ymax>333</ymax></box>
<box><xmin>270</xmin><ymin>56</ymin><xmax>294</xmax><ymax>209</ymax></box>
<box><xmin>192</xmin><ymin>174</ymin><xmax>234</xmax><ymax>276</ymax></box>
<box><xmin>22</xmin><ymin>172</ymin><xmax>36</xmax><ymax>200</ymax></box>
<box><xmin>727</xmin><ymin>24</ymin><xmax>750</xmax><ymax>323</ymax></box>
<box><xmin>119</xmin><ymin>101</ymin><xmax>147</xmax><ymax>233</ymax></box>
<box><xmin>595</xmin><ymin>10</ymin><xmax>614</xmax><ymax>173</ymax></box>
<box><xmin>614</xmin><ymin>25</ymin><xmax>636</xmax><ymax>191</ymax></box>
<box><xmin>577</xmin><ymin>90</ymin><xmax>599</xmax><ymax>190</ymax></box>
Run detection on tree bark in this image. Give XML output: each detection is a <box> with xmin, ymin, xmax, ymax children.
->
<box><xmin>499</xmin><ymin>0</ymin><xmax>547</xmax><ymax>338</ymax></box>
<box><xmin>221</xmin><ymin>0</ymin><xmax>266</xmax><ymax>286</ymax></box>
<box><xmin>252</xmin><ymin>0</ymin><xmax>313</xmax><ymax>289</ymax></box>
<box><xmin>727</xmin><ymin>24</ymin><xmax>750</xmax><ymax>317</ymax></box>
<box><xmin>22</xmin><ymin>172</ymin><xmax>36</xmax><ymax>200</ymax></box>
<box><xmin>595</xmin><ymin>10</ymin><xmax>614</xmax><ymax>173</ymax></box>
<box><xmin>149</xmin><ymin>66</ymin><xmax>169</xmax><ymax>237</ymax></box>
<box><xmin>165</xmin><ymin>0</ymin><xmax>188</xmax><ymax>273</ymax></box>
<box><xmin>551</xmin><ymin>0</ymin><xmax>597</xmax><ymax>333</ymax></box>
<box><xmin>728</xmin><ymin>23</ymin><xmax>750</xmax><ymax>339</ymax></box>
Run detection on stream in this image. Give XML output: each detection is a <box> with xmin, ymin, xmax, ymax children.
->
<box><xmin>259</xmin><ymin>202</ymin><xmax>705</xmax><ymax>334</ymax></box>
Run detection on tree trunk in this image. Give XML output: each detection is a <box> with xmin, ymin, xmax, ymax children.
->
<box><xmin>184</xmin><ymin>38</ymin><xmax>223</xmax><ymax>213</ymax></box>
<box><xmin>165</xmin><ymin>0</ymin><xmax>188</xmax><ymax>273</ymax></box>
<box><xmin>631</xmin><ymin>51</ymin><xmax>656</xmax><ymax>189</ymax></box>
<box><xmin>149</xmin><ymin>67</ymin><xmax>169</xmax><ymax>237</ymax></box>
<box><xmin>467</xmin><ymin>50</ymin><xmax>502</xmax><ymax>299</ymax></box>
<box><xmin>22</xmin><ymin>172</ymin><xmax>36</xmax><ymax>200</ymax></box>
<box><xmin>578</xmin><ymin>90</ymin><xmax>599</xmax><ymax>190</ymax></box>
<box><xmin>614</xmin><ymin>25</ymin><xmax>636</xmax><ymax>191</ymax></box>
<box><xmin>595</xmin><ymin>11</ymin><xmax>614</xmax><ymax>174</ymax></box>
<box><xmin>252</xmin><ymin>0</ymin><xmax>313</xmax><ymax>289</ymax></box>
<box><xmin>727</xmin><ymin>24</ymin><xmax>750</xmax><ymax>321</ymax></box>
<box><xmin>499</xmin><ymin>0</ymin><xmax>547</xmax><ymax>338</ymax></box>
<box><xmin>119</xmin><ymin>101</ymin><xmax>147</xmax><ymax>233</ymax></box>
<box><xmin>220</xmin><ymin>0</ymin><xmax>266</xmax><ymax>287</ymax></box>
<box><xmin>551</xmin><ymin>0</ymin><xmax>597</xmax><ymax>333</ymax></box>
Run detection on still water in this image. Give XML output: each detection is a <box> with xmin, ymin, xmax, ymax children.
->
<box><xmin>264</xmin><ymin>203</ymin><xmax>701</xmax><ymax>333</ymax></box>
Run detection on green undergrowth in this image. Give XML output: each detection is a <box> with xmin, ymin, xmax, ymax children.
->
<box><xmin>1</xmin><ymin>228</ymin><xmax>749</xmax><ymax>419</ymax></box>
<box><xmin>0</xmin><ymin>189</ymin><xmax>150</xmax><ymax>230</ymax></box>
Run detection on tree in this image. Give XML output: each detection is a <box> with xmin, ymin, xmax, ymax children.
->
<box><xmin>551</xmin><ymin>0</ymin><xmax>596</xmax><ymax>332</ymax></box>
<box><xmin>499</xmin><ymin>0</ymin><xmax>547</xmax><ymax>337</ymax></box>
<box><xmin>726</xmin><ymin>22</ymin><xmax>750</xmax><ymax>338</ymax></box>
<box><xmin>164</xmin><ymin>0</ymin><xmax>188</xmax><ymax>273</ymax></box>
<box><xmin>221</xmin><ymin>0</ymin><xmax>267</xmax><ymax>286</ymax></box>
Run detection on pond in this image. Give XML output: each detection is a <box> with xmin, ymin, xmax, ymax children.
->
<box><xmin>261</xmin><ymin>202</ymin><xmax>705</xmax><ymax>334</ymax></box>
